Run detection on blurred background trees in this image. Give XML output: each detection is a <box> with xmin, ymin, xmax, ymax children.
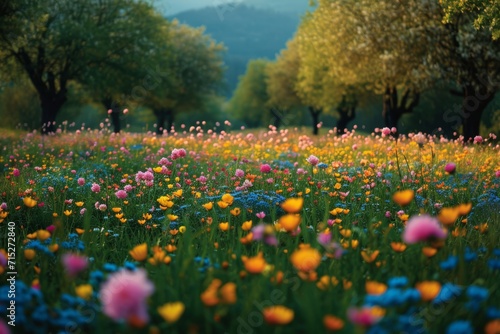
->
<box><xmin>0</xmin><ymin>0</ymin><xmax>498</xmax><ymax>140</ymax></box>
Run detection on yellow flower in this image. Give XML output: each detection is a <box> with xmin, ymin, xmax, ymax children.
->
<box><xmin>323</xmin><ymin>315</ymin><xmax>344</xmax><ymax>331</ymax></box>
<box><xmin>339</xmin><ymin>229</ymin><xmax>352</xmax><ymax>238</ymax></box>
<box><xmin>158</xmin><ymin>302</ymin><xmax>185</xmax><ymax>324</ymax></box>
<box><xmin>202</xmin><ymin>202</ymin><xmax>213</xmax><ymax>210</ymax></box>
<box><xmin>63</xmin><ymin>210</ymin><xmax>72</xmax><ymax>216</ymax></box>
<box><xmin>173</xmin><ymin>189</ymin><xmax>183</xmax><ymax>198</ymax></box>
<box><xmin>392</xmin><ymin>190</ymin><xmax>414</xmax><ymax>206</ymax></box>
<box><xmin>36</xmin><ymin>230</ymin><xmax>51</xmax><ymax>241</ymax></box>
<box><xmin>278</xmin><ymin>214</ymin><xmax>301</xmax><ymax>232</ymax></box>
<box><xmin>242</xmin><ymin>252</ymin><xmax>267</xmax><ymax>274</ymax></box>
<box><xmin>129</xmin><ymin>243</ymin><xmax>148</xmax><ymax>262</ymax></box>
<box><xmin>143</xmin><ymin>213</ymin><xmax>152</xmax><ymax>220</ymax></box>
<box><xmin>167</xmin><ymin>214</ymin><xmax>178</xmax><ymax>221</ymax></box>
<box><xmin>365</xmin><ymin>281</ymin><xmax>387</xmax><ymax>295</ymax></box>
<box><xmin>263</xmin><ymin>305</ymin><xmax>294</xmax><ymax>325</ymax></box>
<box><xmin>438</xmin><ymin>207</ymin><xmax>460</xmax><ymax>225</ymax></box>
<box><xmin>221</xmin><ymin>193</ymin><xmax>234</xmax><ymax>205</ymax></box>
<box><xmin>75</xmin><ymin>202</ymin><xmax>84</xmax><ymax>207</ymax></box>
<box><xmin>217</xmin><ymin>201</ymin><xmax>229</xmax><ymax>209</ymax></box>
<box><xmin>241</xmin><ymin>220</ymin><xmax>253</xmax><ymax>231</ymax></box>
<box><xmin>415</xmin><ymin>281</ymin><xmax>441</xmax><ymax>301</ymax></box>
<box><xmin>157</xmin><ymin>196</ymin><xmax>173</xmax><ymax>208</ymax></box>
<box><xmin>179</xmin><ymin>226</ymin><xmax>186</xmax><ymax>233</ymax></box>
<box><xmin>75</xmin><ymin>228</ymin><xmax>85</xmax><ymax>235</ymax></box>
<box><xmin>75</xmin><ymin>284</ymin><xmax>93</xmax><ymax>300</ymax></box>
<box><xmin>219</xmin><ymin>222</ymin><xmax>229</xmax><ymax>231</ymax></box>
<box><xmin>290</xmin><ymin>245</ymin><xmax>321</xmax><ymax>272</ymax></box>
<box><xmin>23</xmin><ymin>197</ymin><xmax>37</xmax><ymax>208</ymax></box>
<box><xmin>230</xmin><ymin>207</ymin><xmax>241</xmax><ymax>216</ymax></box>
<box><xmin>280</xmin><ymin>197</ymin><xmax>304</xmax><ymax>214</ymax></box>
<box><xmin>112</xmin><ymin>207</ymin><xmax>122</xmax><ymax>213</ymax></box>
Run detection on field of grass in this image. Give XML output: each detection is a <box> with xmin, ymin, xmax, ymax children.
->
<box><xmin>0</xmin><ymin>125</ymin><xmax>499</xmax><ymax>334</ymax></box>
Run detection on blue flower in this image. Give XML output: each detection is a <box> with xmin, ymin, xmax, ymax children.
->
<box><xmin>433</xmin><ymin>283</ymin><xmax>462</xmax><ymax>304</ymax></box>
<box><xmin>387</xmin><ymin>276</ymin><xmax>409</xmax><ymax>288</ymax></box>
<box><xmin>466</xmin><ymin>285</ymin><xmax>489</xmax><ymax>302</ymax></box>
<box><xmin>446</xmin><ymin>320</ymin><xmax>473</xmax><ymax>334</ymax></box>
<box><xmin>487</xmin><ymin>307</ymin><xmax>500</xmax><ymax>319</ymax></box>
<box><xmin>488</xmin><ymin>258</ymin><xmax>500</xmax><ymax>270</ymax></box>
<box><xmin>440</xmin><ymin>256</ymin><xmax>458</xmax><ymax>270</ymax></box>
<box><xmin>103</xmin><ymin>263</ymin><xmax>118</xmax><ymax>272</ymax></box>
<box><xmin>464</xmin><ymin>248</ymin><xmax>477</xmax><ymax>262</ymax></box>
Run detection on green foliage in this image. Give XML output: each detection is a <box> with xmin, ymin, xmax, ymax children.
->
<box><xmin>440</xmin><ymin>0</ymin><xmax>500</xmax><ymax>39</ymax></box>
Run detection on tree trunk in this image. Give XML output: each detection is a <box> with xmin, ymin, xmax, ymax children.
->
<box><xmin>461</xmin><ymin>85</ymin><xmax>495</xmax><ymax>142</ymax></box>
<box><xmin>270</xmin><ymin>108</ymin><xmax>283</xmax><ymax>129</ymax></box>
<box><xmin>40</xmin><ymin>94</ymin><xmax>66</xmax><ymax>134</ymax></box>
<box><xmin>103</xmin><ymin>98</ymin><xmax>121</xmax><ymax>133</ymax></box>
<box><xmin>309</xmin><ymin>106</ymin><xmax>322</xmax><ymax>136</ymax></box>
<box><xmin>336</xmin><ymin>95</ymin><xmax>356</xmax><ymax>134</ymax></box>
<box><xmin>382</xmin><ymin>86</ymin><xmax>419</xmax><ymax>134</ymax></box>
<box><xmin>154</xmin><ymin>108</ymin><xmax>174</xmax><ymax>134</ymax></box>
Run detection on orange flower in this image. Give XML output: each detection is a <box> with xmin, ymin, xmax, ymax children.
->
<box><xmin>219</xmin><ymin>282</ymin><xmax>237</xmax><ymax>304</ymax></box>
<box><xmin>24</xmin><ymin>249</ymin><xmax>36</xmax><ymax>260</ymax></box>
<box><xmin>242</xmin><ymin>252</ymin><xmax>266</xmax><ymax>274</ymax></box>
<box><xmin>390</xmin><ymin>242</ymin><xmax>407</xmax><ymax>252</ymax></box>
<box><xmin>339</xmin><ymin>229</ymin><xmax>352</xmax><ymax>238</ymax></box>
<box><xmin>415</xmin><ymin>281</ymin><xmax>441</xmax><ymax>301</ymax></box>
<box><xmin>263</xmin><ymin>305</ymin><xmax>294</xmax><ymax>325</ymax></box>
<box><xmin>36</xmin><ymin>230</ymin><xmax>51</xmax><ymax>241</ymax></box>
<box><xmin>422</xmin><ymin>247</ymin><xmax>438</xmax><ymax>257</ymax></box>
<box><xmin>485</xmin><ymin>319</ymin><xmax>500</xmax><ymax>334</ymax></box>
<box><xmin>361</xmin><ymin>250</ymin><xmax>380</xmax><ymax>263</ymax></box>
<box><xmin>219</xmin><ymin>222</ymin><xmax>229</xmax><ymax>231</ymax></box>
<box><xmin>241</xmin><ymin>220</ymin><xmax>252</xmax><ymax>231</ymax></box>
<box><xmin>290</xmin><ymin>245</ymin><xmax>321</xmax><ymax>272</ymax></box>
<box><xmin>392</xmin><ymin>190</ymin><xmax>414</xmax><ymax>206</ymax></box>
<box><xmin>365</xmin><ymin>281</ymin><xmax>387</xmax><ymax>295</ymax></box>
<box><xmin>200</xmin><ymin>279</ymin><xmax>222</xmax><ymax>307</ymax></box>
<box><xmin>456</xmin><ymin>203</ymin><xmax>472</xmax><ymax>216</ymax></box>
<box><xmin>438</xmin><ymin>207</ymin><xmax>460</xmax><ymax>225</ymax></box>
<box><xmin>129</xmin><ymin>243</ymin><xmax>148</xmax><ymax>261</ymax></box>
<box><xmin>23</xmin><ymin>197</ymin><xmax>37</xmax><ymax>208</ymax></box>
<box><xmin>279</xmin><ymin>214</ymin><xmax>301</xmax><ymax>232</ymax></box>
<box><xmin>323</xmin><ymin>315</ymin><xmax>344</xmax><ymax>331</ymax></box>
<box><xmin>280</xmin><ymin>198</ymin><xmax>304</xmax><ymax>214</ymax></box>
<box><xmin>217</xmin><ymin>201</ymin><xmax>229</xmax><ymax>209</ymax></box>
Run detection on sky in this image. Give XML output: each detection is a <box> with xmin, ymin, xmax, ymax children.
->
<box><xmin>155</xmin><ymin>0</ymin><xmax>311</xmax><ymax>16</ymax></box>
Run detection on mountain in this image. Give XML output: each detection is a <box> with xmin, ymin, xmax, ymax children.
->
<box><xmin>159</xmin><ymin>0</ymin><xmax>312</xmax><ymax>16</ymax></box>
<box><xmin>171</xmin><ymin>5</ymin><xmax>304</xmax><ymax>96</ymax></box>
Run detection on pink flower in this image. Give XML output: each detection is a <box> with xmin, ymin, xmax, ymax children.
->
<box><xmin>98</xmin><ymin>204</ymin><xmax>107</xmax><ymax>212</ymax></box>
<box><xmin>495</xmin><ymin>170</ymin><xmax>500</xmax><ymax>178</ymax></box>
<box><xmin>115</xmin><ymin>190</ymin><xmax>127</xmax><ymax>199</ymax></box>
<box><xmin>235</xmin><ymin>169</ymin><xmax>245</xmax><ymax>178</ymax></box>
<box><xmin>260</xmin><ymin>164</ymin><xmax>271</xmax><ymax>173</ymax></box>
<box><xmin>0</xmin><ymin>318</ymin><xmax>10</xmax><ymax>334</ymax></box>
<box><xmin>381</xmin><ymin>127</ymin><xmax>391</xmax><ymax>137</ymax></box>
<box><xmin>46</xmin><ymin>225</ymin><xmax>56</xmax><ymax>234</ymax></box>
<box><xmin>317</xmin><ymin>231</ymin><xmax>332</xmax><ymax>246</ymax></box>
<box><xmin>256</xmin><ymin>212</ymin><xmax>266</xmax><ymax>219</ymax></box>
<box><xmin>473</xmin><ymin>136</ymin><xmax>483</xmax><ymax>144</ymax></box>
<box><xmin>444</xmin><ymin>163</ymin><xmax>456</xmax><ymax>174</ymax></box>
<box><xmin>402</xmin><ymin>214</ymin><xmax>447</xmax><ymax>244</ymax></box>
<box><xmin>0</xmin><ymin>251</ymin><xmax>6</xmax><ymax>267</ymax></box>
<box><xmin>62</xmin><ymin>253</ymin><xmax>88</xmax><ymax>278</ymax></box>
<box><xmin>306</xmin><ymin>155</ymin><xmax>320</xmax><ymax>166</ymax></box>
<box><xmin>347</xmin><ymin>307</ymin><xmax>383</xmax><ymax>327</ymax></box>
<box><xmin>13</xmin><ymin>168</ymin><xmax>20</xmax><ymax>177</ymax></box>
<box><xmin>100</xmin><ymin>269</ymin><xmax>154</xmax><ymax>324</ymax></box>
<box><xmin>77</xmin><ymin>177</ymin><xmax>85</xmax><ymax>186</ymax></box>
<box><xmin>91</xmin><ymin>183</ymin><xmax>101</xmax><ymax>193</ymax></box>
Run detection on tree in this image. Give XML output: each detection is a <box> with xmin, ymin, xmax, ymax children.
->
<box><xmin>441</xmin><ymin>0</ymin><xmax>500</xmax><ymax>39</ymax></box>
<box><xmin>432</xmin><ymin>2</ymin><xmax>500</xmax><ymax>140</ymax></box>
<box><xmin>142</xmin><ymin>20</ymin><xmax>225</xmax><ymax>135</ymax></box>
<box><xmin>0</xmin><ymin>0</ymin><xmax>167</xmax><ymax>134</ymax></box>
<box><xmin>229</xmin><ymin>59</ymin><xmax>275</xmax><ymax>128</ymax></box>
<box><xmin>297</xmin><ymin>0</ymin><xmax>437</xmax><ymax>132</ymax></box>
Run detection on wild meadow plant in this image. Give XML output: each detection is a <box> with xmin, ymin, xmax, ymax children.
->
<box><xmin>0</xmin><ymin>125</ymin><xmax>499</xmax><ymax>333</ymax></box>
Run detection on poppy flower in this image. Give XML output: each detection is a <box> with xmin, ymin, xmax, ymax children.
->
<box><xmin>23</xmin><ymin>197</ymin><xmax>37</xmax><ymax>208</ymax></box>
<box><xmin>280</xmin><ymin>197</ymin><xmax>304</xmax><ymax>214</ymax></box>
<box><xmin>129</xmin><ymin>243</ymin><xmax>148</xmax><ymax>262</ymax></box>
<box><xmin>323</xmin><ymin>315</ymin><xmax>344</xmax><ymax>331</ymax></box>
<box><xmin>242</xmin><ymin>252</ymin><xmax>266</xmax><ymax>274</ymax></box>
<box><xmin>415</xmin><ymin>281</ymin><xmax>441</xmax><ymax>301</ymax></box>
<box><xmin>279</xmin><ymin>214</ymin><xmax>301</xmax><ymax>232</ymax></box>
<box><xmin>392</xmin><ymin>190</ymin><xmax>414</xmax><ymax>206</ymax></box>
<box><xmin>290</xmin><ymin>245</ymin><xmax>321</xmax><ymax>272</ymax></box>
<box><xmin>263</xmin><ymin>305</ymin><xmax>294</xmax><ymax>325</ymax></box>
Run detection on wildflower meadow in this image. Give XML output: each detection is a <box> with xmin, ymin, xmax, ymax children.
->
<box><xmin>0</xmin><ymin>125</ymin><xmax>499</xmax><ymax>334</ymax></box>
